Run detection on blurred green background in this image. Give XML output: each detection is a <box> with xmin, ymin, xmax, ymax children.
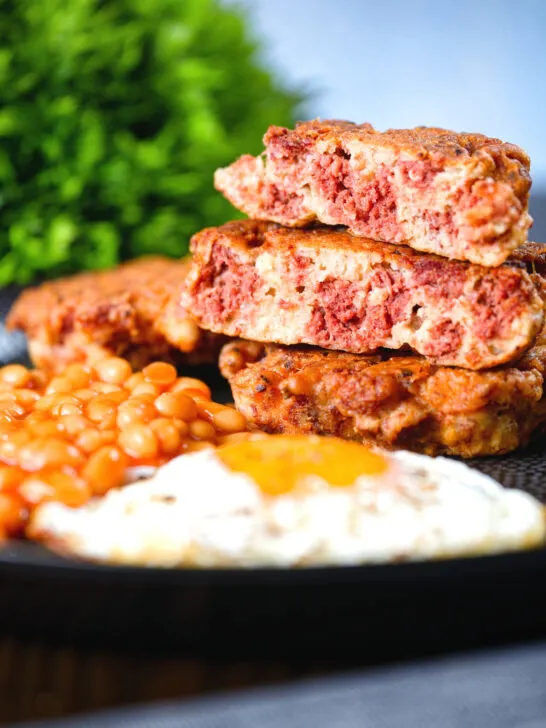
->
<box><xmin>0</xmin><ymin>0</ymin><xmax>302</xmax><ymax>285</ymax></box>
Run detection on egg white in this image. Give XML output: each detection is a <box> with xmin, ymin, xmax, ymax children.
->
<box><xmin>29</xmin><ymin>448</ymin><xmax>546</xmax><ymax>567</ymax></box>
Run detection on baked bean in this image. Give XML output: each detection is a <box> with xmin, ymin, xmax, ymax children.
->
<box><xmin>189</xmin><ymin>419</ymin><xmax>217</xmax><ymax>442</ymax></box>
<box><xmin>72</xmin><ymin>388</ymin><xmax>96</xmax><ymax>402</ymax></box>
<box><xmin>0</xmin><ymin>365</ymin><xmax>30</xmax><ymax>388</ymax></box>
<box><xmin>24</xmin><ymin>411</ymin><xmax>49</xmax><ymax>427</ymax></box>
<box><xmin>92</xmin><ymin>382</ymin><xmax>122</xmax><ymax>395</ymax></box>
<box><xmin>125</xmin><ymin>373</ymin><xmax>144</xmax><ymax>390</ymax></box>
<box><xmin>0</xmin><ymin>403</ymin><xmax>26</xmax><ymax>420</ymax></box>
<box><xmin>196</xmin><ymin>401</ymin><xmax>247</xmax><ymax>433</ymax></box>
<box><xmin>64</xmin><ymin>364</ymin><xmax>91</xmax><ymax>389</ymax></box>
<box><xmin>0</xmin><ymin>421</ymin><xmax>17</xmax><ymax>439</ymax></box>
<box><xmin>20</xmin><ymin>471</ymin><xmax>90</xmax><ymax>507</ymax></box>
<box><xmin>142</xmin><ymin>362</ymin><xmax>177</xmax><ymax>388</ymax></box>
<box><xmin>75</xmin><ymin>428</ymin><xmax>103</xmax><ymax>454</ymax></box>
<box><xmin>168</xmin><ymin>318</ymin><xmax>200</xmax><ymax>352</ymax></box>
<box><xmin>172</xmin><ymin>419</ymin><xmax>189</xmax><ymax>437</ymax></box>
<box><xmin>131</xmin><ymin>393</ymin><xmax>156</xmax><ymax>406</ymax></box>
<box><xmin>0</xmin><ymin>392</ymin><xmax>18</xmax><ymax>405</ymax></box>
<box><xmin>58</xmin><ymin>414</ymin><xmax>90</xmax><ymax>437</ymax></box>
<box><xmin>17</xmin><ymin>438</ymin><xmax>83</xmax><ymax>472</ymax></box>
<box><xmin>56</xmin><ymin>402</ymin><xmax>83</xmax><ymax>418</ymax></box>
<box><xmin>285</xmin><ymin>373</ymin><xmax>315</xmax><ymax>397</ymax></box>
<box><xmin>86</xmin><ymin>397</ymin><xmax>118</xmax><ymax>427</ymax></box>
<box><xmin>95</xmin><ymin>357</ymin><xmax>132</xmax><ymax>385</ymax></box>
<box><xmin>0</xmin><ymin>465</ymin><xmax>24</xmax><ymax>492</ymax></box>
<box><xmin>29</xmin><ymin>370</ymin><xmax>48</xmax><ymax>389</ymax></box>
<box><xmin>119</xmin><ymin>424</ymin><xmax>158</xmax><ymax>460</ymax></box>
<box><xmin>47</xmin><ymin>471</ymin><xmax>90</xmax><ymax>506</ymax></box>
<box><xmin>99</xmin><ymin>430</ymin><xmax>117</xmax><ymax>445</ymax></box>
<box><xmin>154</xmin><ymin>392</ymin><xmax>197</xmax><ymax>420</ymax></box>
<box><xmin>0</xmin><ymin>357</ymin><xmax>248</xmax><ymax>535</ymax></box>
<box><xmin>46</xmin><ymin>378</ymin><xmax>74</xmax><ymax>395</ymax></box>
<box><xmin>117</xmin><ymin>399</ymin><xmax>156</xmax><ymax>429</ymax></box>
<box><xmin>33</xmin><ymin>394</ymin><xmax>58</xmax><ymax>411</ymax></box>
<box><xmin>217</xmin><ymin>432</ymin><xmax>256</xmax><ymax>447</ymax></box>
<box><xmin>102</xmin><ymin>389</ymin><xmax>130</xmax><ymax>405</ymax></box>
<box><xmin>171</xmin><ymin>378</ymin><xmax>211</xmax><ymax>399</ymax></box>
<box><xmin>15</xmin><ymin>389</ymin><xmax>41</xmax><ymax>407</ymax></box>
<box><xmin>181</xmin><ymin>388</ymin><xmax>210</xmax><ymax>401</ymax></box>
<box><xmin>186</xmin><ymin>440</ymin><xmax>215</xmax><ymax>453</ymax></box>
<box><xmin>0</xmin><ymin>431</ymin><xmax>33</xmax><ymax>462</ymax></box>
<box><xmin>150</xmin><ymin>418</ymin><xmax>181</xmax><ymax>454</ymax></box>
<box><xmin>132</xmin><ymin>382</ymin><xmax>160</xmax><ymax>398</ymax></box>
<box><xmin>28</xmin><ymin>421</ymin><xmax>61</xmax><ymax>439</ymax></box>
<box><xmin>50</xmin><ymin>395</ymin><xmax>82</xmax><ymax>418</ymax></box>
<box><xmin>82</xmin><ymin>446</ymin><xmax>129</xmax><ymax>496</ymax></box>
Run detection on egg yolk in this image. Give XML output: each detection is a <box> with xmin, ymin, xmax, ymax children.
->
<box><xmin>217</xmin><ymin>435</ymin><xmax>387</xmax><ymax>496</ymax></box>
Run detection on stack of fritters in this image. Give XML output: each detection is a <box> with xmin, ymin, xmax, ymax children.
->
<box><xmin>8</xmin><ymin>120</ymin><xmax>546</xmax><ymax>458</ymax></box>
<box><xmin>183</xmin><ymin>120</ymin><xmax>546</xmax><ymax>457</ymax></box>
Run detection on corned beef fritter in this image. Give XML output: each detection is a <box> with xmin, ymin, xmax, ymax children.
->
<box><xmin>183</xmin><ymin>221</ymin><xmax>544</xmax><ymax>370</ymax></box>
<box><xmin>215</xmin><ymin>120</ymin><xmax>532</xmax><ymax>266</ymax></box>
<box><xmin>7</xmin><ymin>257</ymin><xmax>225</xmax><ymax>372</ymax></box>
<box><xmin>220</xmin><ymin>340</ymin><xmax>546</xmax><ymax>458</ymax></box>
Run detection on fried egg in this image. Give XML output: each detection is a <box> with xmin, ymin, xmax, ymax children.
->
<box><xmin>29</xmin><ymin>436</ymin><xmax>546</xmax><ymax>567</ymax></box>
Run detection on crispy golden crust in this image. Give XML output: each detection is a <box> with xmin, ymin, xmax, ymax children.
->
<box><xmin>510</xmin><ymin>241</ymin><xmax>546</xmax><ymax>274</ymax></box>
<box><xmin>215</xmin><ymin>120</ymin><xmax>532</xmax><ymax>266</ymax></box>
<box><xmin>268</xmin><ymin>120</ymin><xmax>531</xmax><ymax>194</ymax></box>
<box><xmin>220</xmin><ymin>341</ymin><xmax>546</xmax><ymax>458</ymax></box>
<box><xmin>184</xmin><ymin>220</ymin><xmax>545</xmax><ymax>370</ymax></box>
<box><xmin>7</xmin><ymin>257</ymin><xmax>225</xmax><ymax>372</ymax></box>
<box><xmin>191</xmin><ymin>219</ymin><xmax>542</xmax><ymax>268</ymax></box>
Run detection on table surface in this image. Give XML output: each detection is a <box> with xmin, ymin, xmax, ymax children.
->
<box><xmin>0</xmin><ymin>636</ymin><xmax>340</xmax><ymax>724</ymax></box>
<box><xmin>11</xmin><ymin>640</ymin><xmax>546</xmax><ymax>728</ymax></box>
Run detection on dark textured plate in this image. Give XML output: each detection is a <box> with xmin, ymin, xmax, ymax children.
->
<box><xmin>1</xmin><ymin>286</ymin><xmax>546</xmax><ymax>660</ymax></box>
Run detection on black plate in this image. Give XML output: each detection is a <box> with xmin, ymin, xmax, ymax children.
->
<box><xmin>1</xmin><ymin>288</ymin><xmax>546</xmax><ymax>660</ymax></box>
<box><xmin>2</xmin><ymin>535</ymin><xmax>546</xmax><ymax>661</ymax></box>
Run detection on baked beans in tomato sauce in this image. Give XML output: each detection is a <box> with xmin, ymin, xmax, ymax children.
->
<box><xmin>0</xmin><ymin>360</ymin><xmax>247</xmax><ymax>538</ymax></box>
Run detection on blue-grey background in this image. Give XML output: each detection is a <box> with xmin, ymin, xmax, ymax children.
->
<box><xmin>230</xmin><ymin>0</ymin><xmax>546</xmax><ymax>235</ymax></box>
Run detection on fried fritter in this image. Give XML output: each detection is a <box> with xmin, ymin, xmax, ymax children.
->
<box><xmin>7</xmin><ymin>257</ymin><xmax>225</xmax><ymax>372</ymax></box>
<box><xmin>184</xmin><ymin>220</ymin><xmax>545</xmax><ymax>370</ymax></box>
<box><xmin>215</xmin><ymin>120</ymin><xmax>532</xmax><ymax>266</ymax></box>
<box><xmin>220</xmin><ymin>340</ymin><xmax>546</xmax><ymax>458</ymax></box>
